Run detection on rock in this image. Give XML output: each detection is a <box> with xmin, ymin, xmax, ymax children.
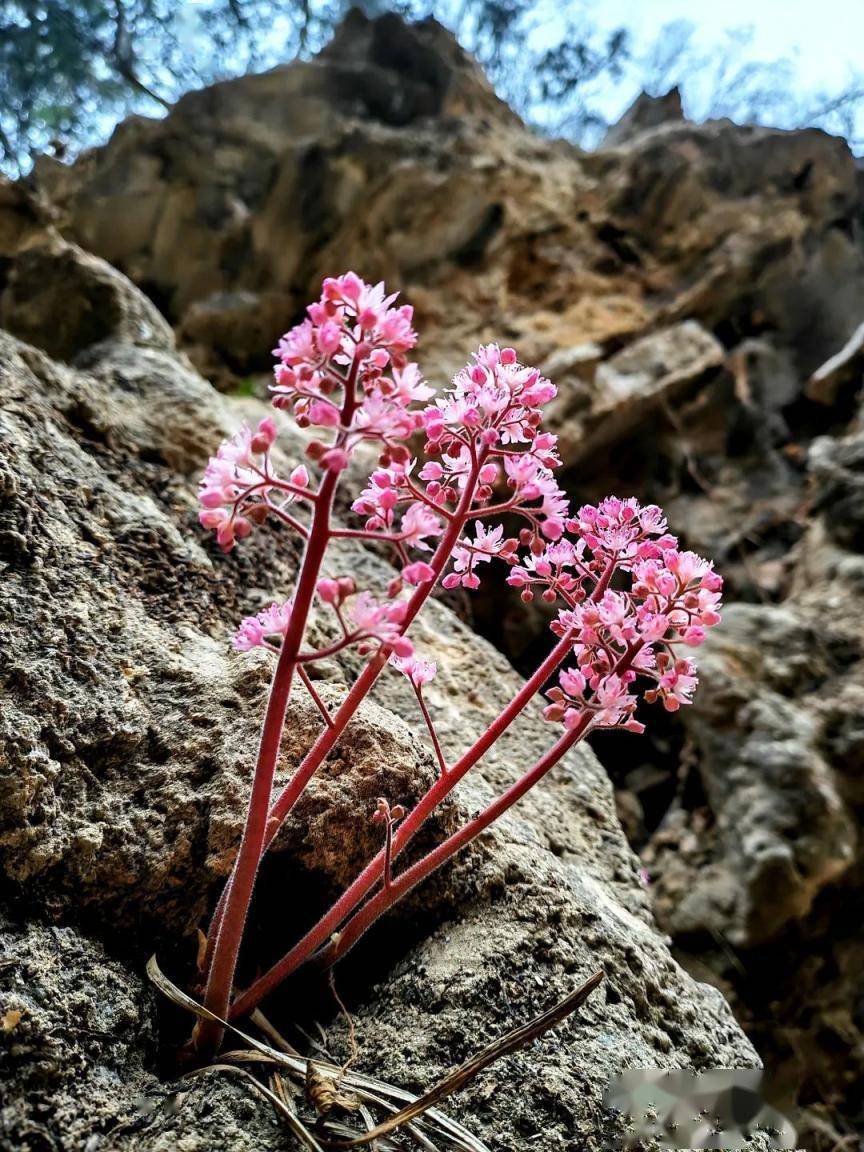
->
<box><xmin>547</xmin><ymin>321</ymin><xmax>725</xmax><ymax>461</ymax></box>
<box><xmin>0</xmin><ymin>325</ymin><xmax>762</xmax><ymax>1149</ymax></box>
<box><xmin>641</xmin><ymin>410</ymin><xmax>864</xmax><ymax>1146</ymax></box>
<box><xmin>648</xmin><ymin>604</ymin><xmax>857</xmax><ymax>947</ymax></box>
<box><xmin>1</xmin><ymin>240</ymin><xmax>175</xmax><ymax>362</ymax></box>
<box><xmin>807</xmin><ymin>319</ymin><xmax>864</xmax><ymax>405</ymax></box>
<box><xmin>0</xmin><ymin>176</ymin><xmax>174</xmax><ymax>362</ymax></box>
<box><xmin>0</xmin><ymin>912</ymin><xmax>289</xmax><ymax>1152</ymax></box>
<box><xmin>592</xmin><ymin>119</ymin><xmax>864</xmax><ymax>376</ymax></box>
<box><xmin>0</xmin><ymin>912</ymin><xmax>152</xmax><ymax>1150</ymax></box>
<box><xmin>34</xmin><ymin>15</ymin><xmax>864</xmax><ymax>409</ymax></box>
<box><xmin>809</xmin><ymin>426</ymin><xmax>864</xmax><ymax>552</ymax></box>
<box><xmin>177</xmin><ymin>289</ymin><xmax>295</xmax><ymax>388</ymax></box>
<box><xmin>0</xmin><ymin>178</ymin><xmax>54</xmax><ymax>255</ymax></box>
<box><xmin>602</xmin><ymin>87</ymin><xmax>685</xmax><ymax>148</ymax></box>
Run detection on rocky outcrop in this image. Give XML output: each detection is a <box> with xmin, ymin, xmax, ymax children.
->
<box><xmin>8</xmin><ymin>8</ymin><xmax>864</xmax><ymax>1147</ymax></box>
<box><xmin>0</xmin><ymin>258</ymin><xmax>762</xmax><ymax>1149</ymax></box>
<box><xmin>0</xmin><ymin>180</ymin><xmax>174</xmax><ymax>363</ymax></box>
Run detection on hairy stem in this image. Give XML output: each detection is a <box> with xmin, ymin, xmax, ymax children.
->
<box><xmin>227</xmin><ymin>626</ymin><xmax>577</xmax><ymax>1019</ymax></box>
<box><xmin>227</xmin><ymin>557</ymin><xmax>617</xmax><ymax>1020</ymax></box>
<box><xmin>324</xmin><ymin>718</ymin><xmax>590</xmax><ymax>965</ymax></box>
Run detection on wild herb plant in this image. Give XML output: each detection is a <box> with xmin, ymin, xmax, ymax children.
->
<box><xmin>194</xmin><ymin>273</ymin><xmax>722</xmax><ymax>1054</ymax></box>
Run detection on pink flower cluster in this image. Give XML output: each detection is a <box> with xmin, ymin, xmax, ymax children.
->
<box><xmin>232</xmin><ymin>599</ymin><xmax>294</xmax><ymax>652</ymax></box>
<box><xmin>352</xmin><ymin>344</ymin><xmax>568</xmax><ymax>591</ymax></box>
<box><xmin>199</xmin><ymin>275</ymin><xmax>720</xmax><ymax>731</ymax></box>
<box><xmin>350</xmin><ymin>592</ymin><xmax>413</xmax><ymax>657</ymax></box>
<box><xmin>512</xmin><ymin>499</ymin><xmax>725</xmax><ymax>732</ymax></box>
<box><xmin>271</xmin><ymin>272</ymin><xmax>428</xmax><ymax>471</ymax></box>
<box><xmin>198</xmin><ymin>417</ymin><xmax>310</xmax><ymax>552</ymax></box>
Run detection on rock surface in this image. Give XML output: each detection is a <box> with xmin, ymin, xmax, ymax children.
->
<box><xmin>1</xmin><ymin>280</ymin><xmax>760</xmax><ymax>1150</ymax></box>
<box><xmin>7</xmin><ymin>7</ymin><xmax>864</xmax><ymax>1148</ymax></box>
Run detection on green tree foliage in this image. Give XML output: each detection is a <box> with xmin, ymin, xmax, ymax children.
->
<box><xmin>1</xmin><ymin>2</ymin><xmax>862</xmax><ymax>176</ymax></box>
<box><xmin>1</xmin><ymin>0</ymin><xmax>629</xmax><ymax>173</ymax></box>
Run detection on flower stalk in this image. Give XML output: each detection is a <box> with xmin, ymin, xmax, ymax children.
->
<box><xmin>191</xmin><ymin>272</ymin><xmax>723</xmax><ymax>1056</ymax></box>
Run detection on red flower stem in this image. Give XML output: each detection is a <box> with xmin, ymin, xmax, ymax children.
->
<box><xmin>227</xmin><ymin>626</ymin><xmax>576</xmax><ymax>1019</ymax></box>
<box><xmin>297</xmin><ymin>666</ymin><xmax>334</xmax><ymax>727</ymax></box>
<box><xmin>415</xmin><ymin>686</ymin><xmax>448</xmax><ymax>776</ymax></box>
<box><xmin>194</xmin><ymin>472</ymin><xmax>337</xmax><ymax>1055</ymax></box>
<box><xmin>325</xmin><ymin>632</ymin><xmax>649</xmax><ymax>969</ymax></box>
<box><xmin>202</xmin><ymin>455</ymin><xmax>486</xmax><ymax>973</ymax></box>
<box><xmin>324</xmin><ymin>717</ymin><xmax>591</xmax><ymax>965</ymax></box>
<box><xmin>194</xmin><ymin>355</ymin><xmax>363</xmax><ymax>1057</ymax></box>
<box><xmin>227</xmin><ymin>557</ymin><xmax>617</xmax><ymax>1021</ymax></box>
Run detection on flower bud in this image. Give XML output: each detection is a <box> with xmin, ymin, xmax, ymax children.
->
<box><xmin>317</xmin><ymin>579</ymin><xmax>340</xmax><ymax>604</ymax></box>
<box><xmin>251</xmin><ymin>417</ymin><xmax>278</xmax><ymax>453</ymax></box>
<box><xmin>321</xmin><ymin>447</ymin><xmax>349</xmax><ymax>472</ymax></box>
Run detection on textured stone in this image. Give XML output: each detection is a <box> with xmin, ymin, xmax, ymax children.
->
<box><xmin>0</xmin><ymin>312</ymin><xmax>760</xmax><ymax>1148</ymax></box>
<box><xmin>9</xmin><ymin>9</ymin><xmax>864</xmax><ymax>1147</ymax></box>
<box><xmin>0</xmin><ymin>177</ymin><xmax>174</xmax><ymax>363</ymax></box>
<box><xmin>548</xmin><ymin>321</ymin><xmax>725</xmax><ymax>461</ymax></box>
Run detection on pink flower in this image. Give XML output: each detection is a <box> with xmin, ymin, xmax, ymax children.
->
<box><xmin>389</xmin><ymin>653</ymin><xmax>437</xmax><ymax>688</ymax></box>
<box><xmin>233</xmin><ymin>600</ymin><xmax>294</xmax><ymax>652</ymax></box>
<box><xmin>653</xmin><ymin>657</ymin><xmax>699</xmax><ymax>711</ymax></box>
<box><xmin>559</xmin><ymin>667</ymin><xmax>586</xmax><ymax>697</ymax></box>
<box><xmin>350</xmin><ymin>592</ymin><xmax>413</xmax><ymax>657</ymax></box>
<box><xmin>568</xmin><ymin>497</ymin><xmax>675</xmax><ymax>565</ymax></box>
<box><xmin>199</xmin><ymin>418</ymin><xmax>296</xmax><ymax>552</ymax></box>
<box><xmin>402</xmin><ymin>561</ymin><xmax>436</xmax><ymax>586</ymax></box>
<box><xmin>445</xmin><ymin>522</ymin><xmax>514</xmax><ymax>590</ymax></box>
<box><xmin>270</xmin><ymin>273</ymin><xmax>425</xmax><ymax>469</ymax></box>
<box><xmin>399</xmin><ymin>503</ymin><xmax>441</xmax><ymax>550</ymax></box>
<box><xmin>421</xmin><ymin>346</ymin><xmax>556</xmax><ymax>452</ymax></box>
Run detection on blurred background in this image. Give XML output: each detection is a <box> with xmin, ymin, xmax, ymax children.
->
<box><xmin>3</xmin><ymin>0</ymin><xmax>864</xmax><ymax>174</ymax></box>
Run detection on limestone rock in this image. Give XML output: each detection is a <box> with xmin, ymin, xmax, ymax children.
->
<box><xmin>33</xmin><ymin>15</ymin><xmax>864</xmax><ymax>458</ymax></box>
<box><xmin>602</xmin><ymin>87</ymin><xmax>685</xmax><ymax>148</ymax></box>
<box><xmin>1</xmin><ymin>240</ymin><xmax>175</xmax><ymax>361</ymax></box>
<box><xmin>648</xmin><ymin>604</ymin><xmax>857</xmax><ymax>946</ymax></box>
<box><xmin>0</xmin><ymin>912</ymin><xmax>157</xmax><ymax>1151</ymax></box>
<box><xmin>0</xmin><ymin>177</ymin><xmax>174</xmax><ymax>363</ymax></box>
<box><xmin>0</xmin><ymin>321</ymin><xmax>761</xmax><ymax>1149</ymax></box>
<box><xmin>547</xmin><ymin>321</ymin><xmax>725</xmax><ymax>461</ymax></box>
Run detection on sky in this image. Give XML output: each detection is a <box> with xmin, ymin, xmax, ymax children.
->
<box><xmin>581</xmin><ymin>0</ymin><xmax>864</xmax><ymax>127</ymax></box>
<box><xmin>585</xmin><ymin>0</ymin><xmax>864</xmax><ymax>85</ymax></box>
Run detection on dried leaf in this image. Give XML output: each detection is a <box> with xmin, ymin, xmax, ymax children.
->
<box><xmin>1</xmin><ymin>1008</ymin><xmax>23</xmax><ymax>1032</ymax></box>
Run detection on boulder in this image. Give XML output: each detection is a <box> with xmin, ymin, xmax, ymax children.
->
<box><xmin>546</xmin><ymin>320</ymin><xmax>725</xmax><ymax>461</ymax></box>
<box><xmin>0</xmin><ymin>315</ymin><xmax>761</xmax><ymax>1148</ymax></box>
<box><xmin>0</xmin><ymin>177</ymin><xmax>174</xmax><ymax>362</ymax></box>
